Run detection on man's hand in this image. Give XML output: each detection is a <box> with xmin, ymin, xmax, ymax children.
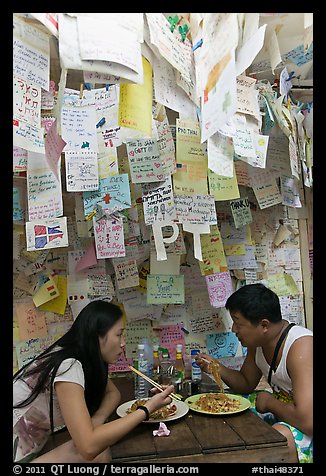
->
<box><xmin>255</xmin><ymin>391</ymin><xmax>275</xmax><ymax>414</ymax></box>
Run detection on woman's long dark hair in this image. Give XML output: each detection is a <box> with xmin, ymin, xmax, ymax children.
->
<box><xmin>13</xmin><ymin>300</ymin><xmax>123</xmax><ymax>433</ymax></box>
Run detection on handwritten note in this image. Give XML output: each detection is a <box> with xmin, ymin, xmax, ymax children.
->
<box><xmin>118</xmin><ymin>56</ymin><xmax>152</xmax><ymax>136</ymax></box>
<box><xmin>13</xmin><ymin>76</ymin><xmax>41</xmax><ymax>128</ymax></box>
<box><xmin>142</xmin><ymin>176</ymin><xmax>176</xmax><ymax>225</ymax></box>
<box><xmin>229</xmin><ymin>197</ymin><xmax>253</xmax><ymax>228</ymax></box>
<box><xmin>16</xmin><ymin>301</ymin><xmax>48</xmax><ymax>340</ymax></box>
<box><xmin>93</xmin><ymin>215</ymin><xmax>125</xmax><ymax>259</ymax></box>
<box><xmin>208</xmin><ymin>166</ymin><xmax>240</xmax><ymax>201</ymax></box>
<box><xmin>113</xmin><ymin>257</ymin><xmax>139</xmax><ymax>290</ymax></box>
<box><xmin>206</xmin><ymin>331</ymin><xmax>239</xmax><ymax>358</ymax></box>
<box><xmin>27</xmin><ymin>151</ymin><xmax>63</xmax><ymax>221</ymax></box>
<box><xmin>13</xmin><ymin>15</ymin><xmax>50</xmax><ymax>91</ymax></box>
<box><xmin>174</xmin><ymin>194</ymin><xmax>217</xmax><ymax>224</ymax></box>
<box><xmin>205</xmin><ymin>271</ymin><xmax>233</xmax><ymax>308</ymax></box>
<box><xmin>83</xmin><ymin>174</ymin><xmax>131</xmax><ymax>219</ymax></box>
<box><xmin>65</xmin><ymin>150</ymin><xmax>99</xmax><ymax>192</ymax></box>
<box><xmin>126</xmin><ymin>138</ymin><xmax>169</xmax><ymax>183</ymax></box>
<box><xmin>147</xmin><ymin>275</ymin><xmax>185</xmax><ymax>304</ymax></box>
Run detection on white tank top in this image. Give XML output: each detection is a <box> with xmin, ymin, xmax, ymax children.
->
<box><xmin>255</xmin><ymin>324</ymin><xmax>313</xmax><ymax>394</ymax></box>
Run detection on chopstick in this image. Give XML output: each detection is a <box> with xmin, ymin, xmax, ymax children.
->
<box><xmin>128</xmin><ymin>366</ymin><xmax>182</xmax><ymax>401</ymax></box>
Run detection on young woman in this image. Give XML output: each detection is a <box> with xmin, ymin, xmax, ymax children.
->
<box><xmin>13</xmin><ymin>300</ymin><xmax>174</xmax><ymax>463</ymax></box>
<box><xmin>196</xmin><ymin>284</ymin><xmax>313</xmax><ymax>463</ymax></box>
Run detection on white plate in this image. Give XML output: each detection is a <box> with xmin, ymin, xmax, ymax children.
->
<box><xmin>116</xmin><ymin>399</ymin><xmax>189</xmax><ymax>423</ymax></box>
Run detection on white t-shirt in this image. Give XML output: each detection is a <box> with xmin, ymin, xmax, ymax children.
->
<box><xmin>255</xmin><ymin>324</ymin><xmax>313</xmax><ymax>394</ymax></box>
<box><xmin>13</xmin><ymin>358</ymin><xmax>84</xmax><ymax>462</ymax></box>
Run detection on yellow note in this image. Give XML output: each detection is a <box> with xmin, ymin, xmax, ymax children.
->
<box><xmin>199</xmin><ymin>225</ymin><xmax>228</xmax><ymax>275</ymax></box>
<box><xmin>32</xmin><ymin>275</ymin><xmax>60</xmax><ymax>307</ymax></box>
<box><xmin>173</xmin><ymin>119</ymin><xmax>208</xmax><ymax>195</ymax></box>
<box><xmin>118</xmin><ymin>56</ymin><xmax>152</xmax><ymax>136</ymax></box>
<box><xmin>208</xmin><ymin>165</ymin><xmax>240</xmax><ymax>200</ymax></box>
<box><xmin>223</xmin><ymin>244</ymin><xmax>246</xmax><ymax>256</ymax></box>
<box><xmin>267</xmin><ymin>272</ymin><xmax>300</xmax><ymax>296</ymax></box>
<box><xmin>39</xmin><ymin>276</ymin><xmax>68</xmax><ymax>315</ymax></box>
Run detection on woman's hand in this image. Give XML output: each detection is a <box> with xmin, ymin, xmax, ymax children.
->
<box><xmin>145</xmin><ymin>385</ymin><xmax>175</xmax><ymax>415</ymax></box>
<box><xmin>195</xmin><ymin>353</ymin><xmax>215</xmax><ymax>373</ymax></box>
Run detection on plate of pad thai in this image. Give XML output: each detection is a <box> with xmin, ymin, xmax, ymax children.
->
<box><xmin>185</xmin><ymin>392</ymin><xmax>251</xmax><ymax>415</ymax></box>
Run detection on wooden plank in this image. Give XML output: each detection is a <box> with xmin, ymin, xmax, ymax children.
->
<box><xmin>113</xmin><ymin>445</ymin><xmax>289</xmax><ymax>463</ymax></box>
<box><xmin>153</xmin><ymin>419</ymin><xmax>202</xmax><ymax>458</ymax></box>
<box><xmin>299</xmin><ymin>216</ymin><xmax>313</xmax><ymax>330</ymax></box>
<box><xmin>226</xmin><ymin>411</ymin><xmax>287</xmax><ymax>447</ymax></box>
<box><xmin>185</xmin><ymin>412</ymin><xmax>245</xmax><ymax>452</ymax></box>
<box><xmin>110</xmin><ymin>424</ymin><xmax>157</xmax><ymax>460</ymax></box>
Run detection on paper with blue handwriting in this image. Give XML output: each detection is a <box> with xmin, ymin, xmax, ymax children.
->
<box><xmin>206</xmin><ymin>331</ymin><xmax>239</xmax><ymax>359</ymax></box>
<box><xmin>141</xmin><ymin>176</ymin><xmax>176</xmax><ymax>225</ymax></box>
<box><xmin>280</xmin><ymin>175</ymin><xmax>302</xmax><ymax>208</ymax></box>
<box><xmin>126</xmin><ymin>138</ymin><xmax>170</xmax><ymax>183</ymax></box>
<box><xmin>27</xmin><ymin>151</ymin><xmax>63</xmax><ymax>221</ymax></box>
<box><xmin>83</xmin><ymin>174</ymin><xmax>131</xmax><ymax>219</ymax></box>
<box><xmin>65</xmin><ymin>150</ymin><xmax>99</xmax><ymax>192</ymax></box>
<box><xmin>13</xmin><ymin>121</ymin><xmax>45</xmax><ymax>154</ymax></box>
<box><xmin>13</xmin><ymin>14</ymin><xmax>50</xmax><ymax>91</ymax></box>
<box><xmin>226</xmin><ymin>245</ymin><xmax>257</xmax><ymax>269</ymax></box>
<box><xmin>61</xmin><ymin>103</ymin><xmax>98</xmax><ymax>153</ymax></box>
<box><xmin>174</xmin><ymin>194</ymin><xmax>217</xmax><ymax>225</ymax></box>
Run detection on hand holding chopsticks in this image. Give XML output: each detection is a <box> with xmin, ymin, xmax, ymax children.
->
<box><xmin>128</xmin><ymin>365</ymin><xmax>182</xmax><ymax>401</ymax></box>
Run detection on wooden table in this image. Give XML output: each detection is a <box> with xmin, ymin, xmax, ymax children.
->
<box><xmin>110</xmin><ymin>376</ymin><xmax>289</xmax><ymax>464</ymax></box>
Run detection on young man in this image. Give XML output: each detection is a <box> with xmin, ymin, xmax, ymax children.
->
<box><xmin>196</xmin><ymin>284</ymin><xmax>313</xmax><ymax>463</ymax></box>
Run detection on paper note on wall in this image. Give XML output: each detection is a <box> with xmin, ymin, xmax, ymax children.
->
<box><xmin>126</xmin><ymin>137</ymin><xmax>169</xmax><ymax>183</ymax></box>
<box><xmin>26</xmin><ymin>217</ymin><xmax>68</xmax><ymax>251</ymax></box>
<box><xmin>39</xmin><ymin>276</ymin><xmax>68</xmax><ymax>315</ymax></box>
<box><xmin>65</xmin><ymin>150</ymin><xmax>99</xmax><ymax>192</ymax></box>
<box><xmin>13</xmin><ymin>121</ymin><xmax>45</xmax><ymax>153</ymax></box>
<box><xmin>27</xmin><ymin>151</ymin><xmax>63</xmax><ymax>221</ymax></box>
<box><xmin>229</xmin><ymin>197</ymin><xmax>253</xmax><ymax>228</ymax></box>
<box><xmin>13</xmin><ymin>76</ymin><xmax>41</xmax><ymax>129</ymax></box>
<box><xmin>206</xmin><ymin>331</ymin><xmax>239</xmax><ymax>358</ymax></box>
<box><xmin>199</xmin><ymin>225</ymin><xmax>228</xmax><ymax>275</ymax></box>
<box><xmin>33</xmin><ymin>275</ymin><xmax>60</xmax><ymax>307</ymax></box>
<box><xmin>124</xmin><ymin>319</ymin><xmax>152</xmax><ymax>358</ymax></box>
<box><xmin>147</xmin><ymin>275</ymin><xmax>185</xmax><ymax>304</ymax></box>
<box><xmin>113</xmin><ymin>257</ymin><xmax>139</xmax><ymax>290</ymax></box>
<box><xmin>15</xmin><ymin>336</ymin><xmax>56</xmax><ymax>370</ymax></box>
<box><xmin>93</xmin><ymin>215</ymin><xmax>125</xmax><ymax>259</ymax></box>
<box><xmin>205</xmin><ymin>271</ymin><xmax>233</xmax><ymax>308</ymax></box>
<box><xmin>159</xmin><ymin>324</ymin><xmax>184</xmax><ymax>361</ymax></box>
<box><xmin>13</xmin><ymin>14</ymin><xmax>50</xmax><ymax>91</ymax></box>
<box><xmin>83</xmin><ymin>174</ymin><xmax>131</xmax><ymax>219</ymax></box>
<box><xmin>118</xmin><ymin>56</ymin><xmax>152</xmax><ymax>137</ymax></box>
<box><xmin>16</xmin><ymin>301</ymin><xmax>48</xmax><ymax>340</ymax></box>
<box><xmin>208</xmin><ymin>166</ymin><xmax>240</xmax><ymax>201</ymax></box>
